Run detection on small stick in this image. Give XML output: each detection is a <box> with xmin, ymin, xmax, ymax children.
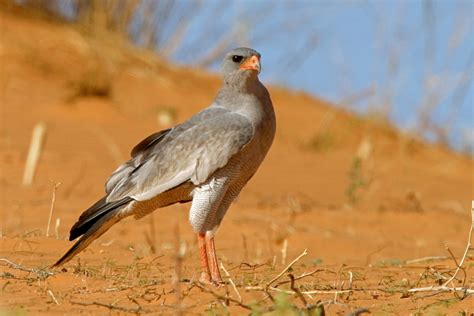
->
<box><xmin>267</xmin><ymin>287</ymin><xmax>354</xmax><ymax>295</ymax></box>
<box><xmin>173</xmin><ymin>222</ymin><xmax>185</xmax><ymax>316</ymax></box>
<box><xmin>442</xmin><ymin>202</ymin><xmax>473</xmax><ymax>287</ymax></box>
<box><xmin>289</xmin><ymin>273</ymin><xmax>308</xmax><ymax>307</ymax></box>
<box><xmin>445</xmin><ymin>246</ymin><xmax>466</xmax><ymax>285</ymax></box>
<box><xmin>54</xmin><ymin>218</ymin><xmax>61</xmax><ymax>240</ymax></box>
<box><xmin>347</xmin><ymin>271</ymin><xmax>354</xmax><ymax>289</ymax></box>
<box><xmin>274</xmin><ymin>269</ymin><xmax>322</xmax><ymax>287</ymax></box>
<box><xmin>408</xmin><ymin>202</ymin><xmax>474</xmax><ymax>297</ymax></box>
<box><xmin>408</xmin><ymin>286</ymin><xmax>474</xmax><ymax>295</ymax></box>
<box><xmin>281</xmin><ymin>239</ymin><xmax>288</xmax><ymax>265</ymax></box>
<box><xmin>23</xmin><ymin>122</ymin><xmax>46</xmax><ymax>186</ymax></box>
<box><xmin>405</xmin><ymin>256</ymin><xmax>448</xmax><ymax>264</ymax></box>
<box><xmin>0</xmin><ymin>258</ymin><xmax>53</xmax><ymax>277</ymax></box>
<box><xmin>266</xmin><ymin>248</ymin><xmax>307</xmax><ymax>288</ymax></box>
<box><xmin>220</xmin><ymin>262</ymin><xmax>242</xmax><ymax>303</ymax></box>
<box><xmin>46</xmin><ymin>182</ymin><xmax>61</xmax><ymax>237</ymax></box>
<box><xmin>241</xmin><ymin>235</ymin><xmax>248</xmax><ymax>262</ymax></box>
<box><xmin>149</xmin><ymin>213</ymin><xmax>157</xmax><ymax>253</ymax></box>
<box><xmin>47</xmin><ymin>289</ymin><xmax>60</xmax><ymax>305</ymax></box>
<box><xmin>192</xmin><ymin>282</ymin><xmax>252</xmax><ymax>311</ymax></box>
<box><xmin>70</xmin><ymin>300</ymin><xmax>148</xmax><ymax>313</ymax></box>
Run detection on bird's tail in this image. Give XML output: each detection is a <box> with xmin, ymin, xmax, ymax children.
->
<box><xmin>52</xmin><ymin>196</ymin><xmax>133</xmax><ymax>267</ymax></box>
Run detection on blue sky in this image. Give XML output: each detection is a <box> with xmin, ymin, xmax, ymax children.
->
<box><xmin>165</xmin><ymin>0</ymin><xmax>473</xmax><ymax>152</ymax></box>
<box><xmin>55</xmin><ymin>0</ymin><xmax>474</xmax><ymax>151</ymax></box>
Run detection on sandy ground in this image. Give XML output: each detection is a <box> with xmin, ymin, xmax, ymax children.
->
<box><xmin>1</xmin><ymin>8</ymin><xmax>473</xmax><ymax>315</ymax></box>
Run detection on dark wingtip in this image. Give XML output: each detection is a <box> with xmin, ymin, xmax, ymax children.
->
<box><xmin>68</xmin><ymin>196</ymin><xmax>132</xmax><ymax>241</ymax></box>
<box><xmin>51</xmin><ymin>240</ymin><xmax>79</xmax><ymax>268</ymax></box>
<box><xmin>53</xmin><ymin>196</ymin><xmax>133</xmax><ymax>268</ymax></box>
<box><xmin>69</xmin><ymin>222</ymin><xmax>83</xmax><ymax>241</ymax></box>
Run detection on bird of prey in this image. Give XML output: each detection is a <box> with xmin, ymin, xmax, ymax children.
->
<box><xmin>53</xmin><ymin>47</ymin><xmax>276</xmax><ymax>285</ymax></box>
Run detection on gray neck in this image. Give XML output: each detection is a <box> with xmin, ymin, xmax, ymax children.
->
<box><xmin>222</xmin><ymin>71</ymin><xmax>260</xmax><ymax>94</ymax></box>
<box><xmin>213</xmin><ymin>73</ymin><xmax>273</xmax><ymax>122</ymax></box>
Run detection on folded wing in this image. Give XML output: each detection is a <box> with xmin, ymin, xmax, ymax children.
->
<box><xmin>105</xmin><ymin>108</ymin><xmax>254</xmax><ymax>202</ymax></box>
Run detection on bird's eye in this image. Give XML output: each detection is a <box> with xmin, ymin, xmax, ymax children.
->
<box><xmin>232</xmin><ymin>55</ymin><xmax>243</xmax><ymax>63</ymax></box>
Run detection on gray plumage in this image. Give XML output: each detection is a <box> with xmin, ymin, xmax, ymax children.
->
<box><xmin>53</xmin><ymin>47</ymin><xmax>276</xmax><ymax>267</ymax></box>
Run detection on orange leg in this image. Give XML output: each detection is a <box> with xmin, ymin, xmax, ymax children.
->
<box><xmin>205</xmin><ymin>236</ymin><xmax>222</xmax><ymax>284</ymax></box>
<box><xmin>197</xmin><ymin>233</ymin><xmax>211</xmax><ymax>283</ymax></box>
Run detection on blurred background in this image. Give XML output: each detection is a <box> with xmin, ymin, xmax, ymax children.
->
<box><xmin>1</xmin><ymin>2</ymin><xmax>474</xmax><ymax>313</ymax></box>
<box><xmin>10</xmin><ymin>0</ymin><xmax>474</xmax><ymax>153</ymax></box>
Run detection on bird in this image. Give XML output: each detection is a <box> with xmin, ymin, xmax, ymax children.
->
<box><xmin>52</xmin><ymin>47</ymin><xmax>276</xmax><ymax>285</ymax></box>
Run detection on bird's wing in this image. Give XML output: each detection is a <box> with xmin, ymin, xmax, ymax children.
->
<box><xmin>130</xmin><ymin>128</ymin><xmax>172</xmax><ymax>158</ymax></box>
<box><xmin>105</xmin><ymin>107</ymin><xmax>226</xmax><ymax>195</ymax></box>
<box><xmin>105</xmin><ymin>108</ymin><xmax>254</xmax><ymax>202</ymax></box>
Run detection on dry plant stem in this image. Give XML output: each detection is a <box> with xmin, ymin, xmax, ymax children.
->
<box><xmin>219</xmin><ymin>262</ymin><xmax>242</xmax><ymax>303</ymax></box>
<box><xmin>47</xmin><ymin>289</ymin><xmax>60</xmax><ymax>305</ymax></box>
<box><xmin>241</xmin><ymin>234</ymin><xmax>248</xmax><ymax>262</ymax></box>
<box><xmin>0</xmin><ymin>258</ymin><xmax>54</xmax><ymax>277</ymax></box>
<box><xmin>260</xmin><ymin>286</ymin><xmax>353</xmax><ymax>295</ymax></box>
<box><xmin>266</xmin><ymin>248</ymin><xmax>308</xmax><ymax>288</ymax></box>
<box><xmin>408</xmin><ymin>286</ymin><xmax>474</xmax><ymax>295</ymax></box>
<box><xmin>274</xmin><ymin>269</ymin><xmax>322</xmax><ymax>287</ymax></box>
<box><xmin>46</xmin><ymin>182</ymin><xmax>61</xmax><ymax>237</ymax></box>
<box><xmin>71</xmin><ymin>300</ymin><xmax>149</xmax><ymax>313</ymax></box>
<box><xmin>442</xmin><ymin>204</ymin><xmax>473</xmax><ymax>287</ymax></box>
<box><xmin>288</xmin><ymin>273</ymin><xmax>308</xmax><ymax>307</ymax></box>
<box><xmin>193</xmin><ymin>282</ymin><xmax>252</xmax><ymax>311</ymax></box>
<box><xmin>445</xmin><ymin>246</ymin><xmax>467</xmax><ymax>286</ymax></box>
<box><xmin>144</xmin><ymin>214</ymin><xmax>157</xmax><ymax>254</ymax></box>
<box><xmin>54</xmin><ymin>218</ymin><xmax>61</xmax><ymax>239</ymax></box>
<box><xmin>281</xmin><ymin>238</ymin><xmax>288</xmax><ymax>265</ymax></box>
<box><xmin>23</xmin><ymin>122</ymin><xmax>46</xmax><ymax>186</ymax></box>
<box><xmin>405</xmin><ymin>255</ymin><xmax>448</xmax><ymax>264</ymax></box>
<box><xmin>409</xmin><ymin>203</ymin><xmax>474</xmax><ymax>296</ymax></box>
<box><xmin>173</xmin><ymin>223</ymin><xmax>183</xmax><ymax>316</ymax></box>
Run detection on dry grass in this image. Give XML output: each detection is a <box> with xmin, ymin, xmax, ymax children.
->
<box><xmin>1</xmin><ymin>234</ymin><xmax>472</xmax><ymax>314</ymax></box>
<box><xmin>1</xmin><ymin>200</ymin><xmax>472</xmax><ymax>314</ymax></box>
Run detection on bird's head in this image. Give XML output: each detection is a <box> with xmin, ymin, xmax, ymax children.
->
<box><xmin>221</xmin><ymin>47</ymin><xmax>261</xmax><ymax>84</ymax></box>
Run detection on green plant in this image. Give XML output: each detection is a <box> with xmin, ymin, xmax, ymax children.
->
<box><xmin>345</xmin><ymin>157</ymin><xmax>367</xmax><ymax>203</ymax></box>
<box><xmin>307</xmin><ymin>132</ymin><xmax>336</xmax><ymax>152</ymax></box>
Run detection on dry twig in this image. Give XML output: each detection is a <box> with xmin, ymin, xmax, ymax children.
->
<box><xmin>47</xmin><ymin>289</ymin><xmax>60</xmax><ymax>305</ymax></box>
<box><xmin>288</xmin><ymin>273</ymin><xmax>308</xmax><ymax>307</ymax></box>
<box><xmin>274</xmin><ymin>269</ymin><xmax>322</xmax><ymax>287</ymax></box>
<box><xmin>46</xmin><ymin>182</ymin><xmax>61</xmax><ymax>237</ymax></box>
<box><xmin>23</xmin><ymin>122</ymin><xmax>46</xmax><ymax>186</ymax></box>
<box><xmin>71</xmin><ymin>300</ymin><xmax>150</xmax><ymax>313</ymax></box>
<box><xmin>0</xmin><ymin>258</ymin><xmax>53</xmax><ymax>278</ymax></box>
<box><xmin>266</xmin><ymin>248</ymin><xmax>308</xmax><ymax>288</ymax></box>
<box><xmin>405</xmin><ymin>256</ymin><xmax>449</xmax><ymax>264</ymax></box>
<box><xmin>408</xmin><ymin>202</ymin><xmax>474</xmax><ymax>297</ymax></box>
<box><xmin>192</xmin><ymin>282</ymin><xmax>252</xmax><ymax>311</ymax></box>
<box><xmin>408</xmin><ymin>286</ymin><xmax>474</xmax><ymax>295</ymax></box>
<box><xmin>220</xmin><ymin>262</ymin><xmax>242</xmax><ymax>303</ymax></box>
<box><xmin>173</xmin><ymin>223</ymin><xmax>185</xmax><ymax>315</ymax></box>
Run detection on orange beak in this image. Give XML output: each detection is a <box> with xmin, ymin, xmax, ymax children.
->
<box><xmin>240</xmin><ymin>55</ymin><xmax>261</xmax><ymax>73</ymax></box>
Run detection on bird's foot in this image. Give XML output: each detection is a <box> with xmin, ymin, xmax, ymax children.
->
<box><xmin>212</xmin><ymin>277</ymin><xmax>224</xmax><ymax>286</ymax></box>
<box><xmin>199</xmin><ymin>271</ymin><xmax>212</xmax><ymax>284</ymax></box>
<box><xmin>199</xmin><ymin>272</ymin><xmax>224</xmax><ymax>286</ymax></box>
<box><xmin>210</xmin><ymin>269</ymin><xmax>223</xmax><ymax>286</ymax></box>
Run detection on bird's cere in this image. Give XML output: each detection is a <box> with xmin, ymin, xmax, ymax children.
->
<box><xmin>240</xmin><ymin>55</ymin><xmax>261</xmax><ymax>73</ymax></box>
